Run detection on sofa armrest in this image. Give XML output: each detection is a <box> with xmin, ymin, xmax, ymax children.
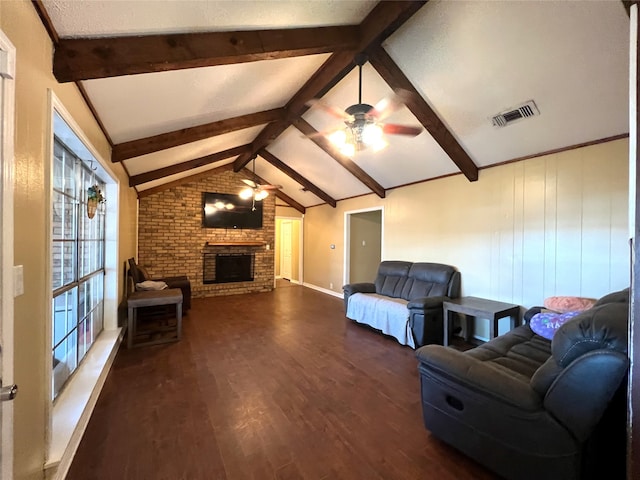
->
<box><xmin>342</xmin><ymin>282</ymin><xmax>376</xmax><ymax>309</ymax></box>
<box><xmin>408</xmin><ymin>296</ymin><xmax>448</xmax><ymax>311</ymax></box>
<box><xmin>416</xmin><ymin>345</ymin><xmax>542</xmax><ymax>411</ymax></box>
<box><xmin>343</xmin><ymin>283</ymin><xmax>376</xmax><ymax>296</ymax></box>
<box><xmin>544</xmin><ymin>350</ymin><xmax>628</xmax><ymax>442</ymax></box>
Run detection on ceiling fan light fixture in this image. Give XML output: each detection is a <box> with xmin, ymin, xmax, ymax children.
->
<box><xmin>255</xmin><ymin>190</ymin><xmax>269</xmax><ymax>201</ymax></box>
<box><xmin>239</xmin><ymin>187</ymin><xmax>253</xmax><ymax>199</ymax></box>
<box><xmin>328</xmin><ymin>129</ymin><xmax>348</xmax><ymax>147</ymax></box>
<box><xmin>340</xmin><ymin>142</ymin><xmax>356</xmax><ymax>157</ymax></box>
<box><xmin>361</xmin><ymin>123</ymin><xmax>383</xmax><ymax>146</ymax></box>
<box><xmin>371</xmin><ymin>137</ymin><xmax>388</xmax><ymax>152</ymax></box>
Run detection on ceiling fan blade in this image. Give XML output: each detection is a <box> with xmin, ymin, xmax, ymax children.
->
<box><xmin>260</xmin><ymin>184</ymin><xmax>283</xmax><ymax>190</ymax></box>
<box><xmin>300</xmin><ymin>127</ymin><xmax>343</xmax><ymax>140</ymax></box>
<box><xmin>241</xmin><ymin>179</ymin><xmax>258</xmax><ymax>188</ymax></box>
<box><xmin>305</xmin><ymin>98</ymin><xmax>352</xmax><ymax>120</ymax></box>
<box><xmin>382</xmin><ymin>123</ymin><xmax>423</xmax><ymax>137</ymax></box>
<box><xmin>369</xmin><ymin>89</ymin><xmax>419</xmax><ymax>122</ymax></box>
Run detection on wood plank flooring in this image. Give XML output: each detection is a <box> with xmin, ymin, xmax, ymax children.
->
<box><xmin>66</xmin><ymin>283</ymin><xmax>497</xmax><ymax>480</ymax></box>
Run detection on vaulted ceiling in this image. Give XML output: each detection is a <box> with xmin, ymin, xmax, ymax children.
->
<box><xmin>37</xmin><ymin>0</ymin><xmax>630</xmax><ymax>213</ymax></box>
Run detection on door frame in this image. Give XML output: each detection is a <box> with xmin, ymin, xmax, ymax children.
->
<box><xmin>280</xmin><ymin>219</ymin><xmax>293</xmax><ymax>280</ymax></box>
<box><xmin>343</xmin><ymin>206</ymin><xmax>384</xmax><ymax>286</ymax></box>
<box><xmin>275</xmin><ymin>216</ymin><xmax>304</xmax><ymax>284</ymax></box>
<box><xmin>0</xmin><ymin>28</ymin><xmax>16</xmax><ymax>480</ymax></box>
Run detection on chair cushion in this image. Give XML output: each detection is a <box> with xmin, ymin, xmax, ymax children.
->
<box><xmin>137</xmin><ymin>265</ymin><xmax>151</xmax><ymax>281</ymax></box>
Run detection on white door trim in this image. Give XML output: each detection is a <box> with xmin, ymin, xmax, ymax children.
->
<box><xmin>275</xmin><ymin>215</ymin><xmax>304</xmax><ymax>284</ymax></box>
<box><xmin>0</xmin><ymin>28</ymin><xmax>16</xmax><ymax>480</ymax></box>
<box><xmin>343</xmin><ymin>207</ymin><xmax>384</xmax><ymax>286</ymax></box>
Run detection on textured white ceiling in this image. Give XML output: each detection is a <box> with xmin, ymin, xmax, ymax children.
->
<box><xmin>385</xmin><ymin>0</ymin><xmax>629</xmax><ymax>167</ymax></box>
<box><xmin>83</xmin><ymin>54</ymin><xmax>330</xmax><ymax>143</ymax></box>
<box><xmin>43</xmin><ymin>0</ymin><xmax>378</xmax><ymax>36</ymax></box>
<box><xmin>125</xmin><ymin>125</ymin><xmax>266</xmax><ymax>177</ymax></box>
<box><xmin>41</xmin><ymin>0</ymin><xmax>631</xmax><ymax>207</ymax></box>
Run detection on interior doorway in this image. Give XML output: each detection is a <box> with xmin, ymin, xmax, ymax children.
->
<box><xmin>275</xmin><ymin>217</ymin><xmax>303</xmax><ymax>285</ymax></box>
<box><xmin>0</xmin><ymin>29</ymin><xmax>16</xmax><ymax>480</ymax></box>
<box><xmin>344</xmin><ymin>208</ymin><xmax>383</xmax><ymax>285</ymax></box>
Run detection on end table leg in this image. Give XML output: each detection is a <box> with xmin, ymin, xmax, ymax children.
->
<box><xmin>176</xmin><ymin>302</ymin><xmax>183</xmax><ymax>341</ymax></box>
<box><xmin>443</xmin><ymin>308</ymin><xmax>450</xmax><ymax>346</ymax></box>
<box><xmin>127</xmin><ymin>306</ymin><xmax>134</xmax><ymax>349</ymax></box>
<box><xmin>490</xmin><ymin>315</ymin><xmax>497</xmax><ymax>340</ymax></box>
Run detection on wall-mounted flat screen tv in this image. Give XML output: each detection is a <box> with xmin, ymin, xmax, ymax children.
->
<box><xmin>202</xmin><ymin>192</ymin><xmax>263</xmax><ymax>229</ymax></box>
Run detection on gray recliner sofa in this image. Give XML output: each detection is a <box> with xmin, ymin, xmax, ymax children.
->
<box><xmin>415</xmin><ymin>288</ymin><xmax>629</xmax><ymax>480</ymax></box>
<box><xmin>343</xmin><ymin>261</ymin><xmax>461</xmax><ymax>348</ymax></box>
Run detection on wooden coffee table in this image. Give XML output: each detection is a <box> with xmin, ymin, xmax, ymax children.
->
<box><xmin>443</xmin><ymin>296</ymin><xmax>521</xmax><ymax>346</ymax></box>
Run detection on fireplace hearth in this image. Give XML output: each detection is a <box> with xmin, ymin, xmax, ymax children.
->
<box><xmin>203</xmin><ymin>253</ymin><xmax>255</xmax><ymax>284</ymax></box>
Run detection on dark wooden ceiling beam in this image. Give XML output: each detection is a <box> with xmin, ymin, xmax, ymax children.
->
<box><xmin>368</xmin><ymin>47</ymin><xmax>479</xmax><ymax>182</ymax></box>
<box><xmin>258</xmin><ymin>149</ymin><xmax>337</xmax><ymax>207</ymax></box>
<box><xmin>53</xmin><ymin>26</ymin><xmax>359</xmax><ymax>82</ymax></box>
<box><xmin>275</xmin><ymin>190</ymin><xmax>306</xmax><ymax>214</ymax></box>
<box><xmin>113</xmin><ymin>109</ymin><xmax>284</xmax><ymax>162</ymax></box>
<box><xmin>137</xmin><ymin>163</ymin><xmax>236</xmax><ymax>198</ymax></box>
<box><xmin>233</xmin><ymin>1</ymin><xmax>427</xmax><ymax>176</ymax></box>
<box><xmin>291</xmin><ymin>118</ymin><xmax>385</xmax><ymax>198</ymax></box>
<box><xmin>240</xmin><ymin>167</ymin><xmax>306</xmax><ymax>213</ymax></box>
<box><xmin>129</xmin><ymin>144</ymin><xmax>251</xmax><ymax>186</ymax></box>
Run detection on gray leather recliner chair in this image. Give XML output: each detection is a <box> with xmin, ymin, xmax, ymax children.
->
<box><xmin>415</xmin><ymin>289</ymin><xmax>629</xmax><ymax>480</ymax></box>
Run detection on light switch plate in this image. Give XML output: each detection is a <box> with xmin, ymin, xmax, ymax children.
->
<box><xmin>13</xmin><ymin>265</ymin><xmax>23</xmax><ymax>297</ymax></box>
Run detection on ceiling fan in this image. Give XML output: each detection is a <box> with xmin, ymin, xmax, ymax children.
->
<box><xmin>306</xmin><ymin>54</ymin><xmax>423</xmax><ymax>157</ymax></box>
<box><xmin>239</xmin><ymin>157</ymin><xmax>282</xmax><ymax>207</ymax></box>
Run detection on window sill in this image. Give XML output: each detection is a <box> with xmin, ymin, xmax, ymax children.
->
<box><xmin>45</xmin><ymin>328</ymin><xmax>123</xmax><ymax>477</ymax></box>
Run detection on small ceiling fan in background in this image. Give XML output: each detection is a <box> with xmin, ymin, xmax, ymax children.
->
<box><xmin>305</xmin><ymin>54</ymin><xmax>423</xmax><ymax>157</ymax></box>
<box><xmin>239</xmin><ymin>157</ymin><xmax>282</xmax><ymax>207</ymax></box>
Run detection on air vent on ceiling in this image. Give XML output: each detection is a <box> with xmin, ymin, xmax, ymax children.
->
<box><xmin>491</xmin><ymin>100</ymin><xmax>540</xmax><ymax>127</ymax></box>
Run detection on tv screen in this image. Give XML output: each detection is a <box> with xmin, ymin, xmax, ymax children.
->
<box><xmin>202</xmin><ymin>192</ymin><xmax>263</xmax><ymax>229</ymax></box>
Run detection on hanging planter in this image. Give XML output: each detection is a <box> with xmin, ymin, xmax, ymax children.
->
<box><xmin>86</xmin><ymin>185</ymin><xmax>105</xmax><ymax>219</ymax></box>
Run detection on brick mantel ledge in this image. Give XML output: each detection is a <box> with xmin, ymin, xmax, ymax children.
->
<box><xmin>205</xmin><ymin>241</ymin><xmax>266</xmax><ymax>246</ymax></box>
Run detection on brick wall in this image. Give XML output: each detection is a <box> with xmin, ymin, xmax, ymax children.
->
<box><xmin>137</xmin><ymin>167</ymin><xmax>275</xmax><ymax>297</ymax></box>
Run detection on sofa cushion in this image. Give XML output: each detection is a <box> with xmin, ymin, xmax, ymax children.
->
<box><xmin>466</xmin><ymin>325</ymin><xmax>551</xmax><ymax>381</ymax></box>
<box><xmin>374</xmin><ymin>261</ymin><xmax>412</xmax><ymax>298</ymax></box>
<box><xmin>593</xmin><ymin>287</ymin><xmax>629</xmax><ymax>307</ymax></box>
<box><xmin>401</xmin><ymin>263</ymin><xmax>455</xmax><ymax>300</ymax></box>
<box><xmin>346</xmin><ymin>293</ymin><xmax>414</xmax><ymax>348</ymax></box>
<box><xmin>552</xmin><ymin>302</ymin><xmax>628</xmax><ymax>367</ymax></box>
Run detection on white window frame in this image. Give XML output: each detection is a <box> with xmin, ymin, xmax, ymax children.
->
<box><xmin>45</xmin><ymin>91</ymin><xmax>123</xmax><ymax>478</ymax></box>
<box><xmin>51</xmin><ymin>134</ymin><xmax>107</xmax><ymax>399</ymax></box>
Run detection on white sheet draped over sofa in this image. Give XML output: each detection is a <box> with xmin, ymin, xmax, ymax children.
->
<box><xmin>346</xmin><ymin>292</ymin><xmax>415</xmax><ymax>348</ymax></box>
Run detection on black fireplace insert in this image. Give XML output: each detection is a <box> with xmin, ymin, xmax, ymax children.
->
<box><xmin>203</xmin><ymin>253</ymin><xmax>254</xmax><ymax>284</ymax></box>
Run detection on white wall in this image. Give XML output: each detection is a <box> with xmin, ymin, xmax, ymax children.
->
<box><xmin>304</xmin><ymin>138</ymin><xmax>629</xmax><ymax>337</ymax></box>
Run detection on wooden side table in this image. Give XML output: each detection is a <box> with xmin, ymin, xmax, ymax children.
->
<box><xmin>443</xmin><ymin>296</ymin><xmax>521</xmax><ymax>346</ymax></box>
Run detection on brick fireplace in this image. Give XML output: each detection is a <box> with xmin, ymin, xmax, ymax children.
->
<box><xmin>137</xmin><ymin>166</ymin><xmax>275</xmax><ymax>298</ymax></box>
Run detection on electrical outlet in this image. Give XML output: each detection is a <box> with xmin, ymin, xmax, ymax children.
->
<box><xmin>329</xmin><ymin>282</ymin><xmax>334</xmax><ymax>289</ymax></box>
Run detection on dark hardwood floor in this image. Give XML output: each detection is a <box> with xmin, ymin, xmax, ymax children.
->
<box><xmin>67</xmin><ymin>283</ymin><xmax>497</xmax><ymax>480</ymax></box>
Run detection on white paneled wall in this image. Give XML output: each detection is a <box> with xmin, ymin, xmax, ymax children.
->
<box><xmin>303</xmin><ymin>139</ymin><xmax>628</xmax><ymax>339</ymax></box>
<box><xmin>382</xmin><ymin>139</ymin><xmax>629</xmax><ymax>337</ymax></box>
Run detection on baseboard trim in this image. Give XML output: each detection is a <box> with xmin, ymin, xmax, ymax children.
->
<box><xmin>302</xmin><ymin>282</ymin><xmax>343</xmax><ymax>299</ymax></box>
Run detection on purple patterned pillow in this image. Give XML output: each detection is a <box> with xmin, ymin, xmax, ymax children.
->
<box><xmin>530</xmin><ymin>311</ymin><xmax>582</xmax><ymax>340</ymax></box>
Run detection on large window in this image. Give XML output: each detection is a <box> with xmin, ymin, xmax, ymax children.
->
<box><xmin>51</xmin><ymin>116</ymin><xmax>106</xmax><ymax>400</ymax></box>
